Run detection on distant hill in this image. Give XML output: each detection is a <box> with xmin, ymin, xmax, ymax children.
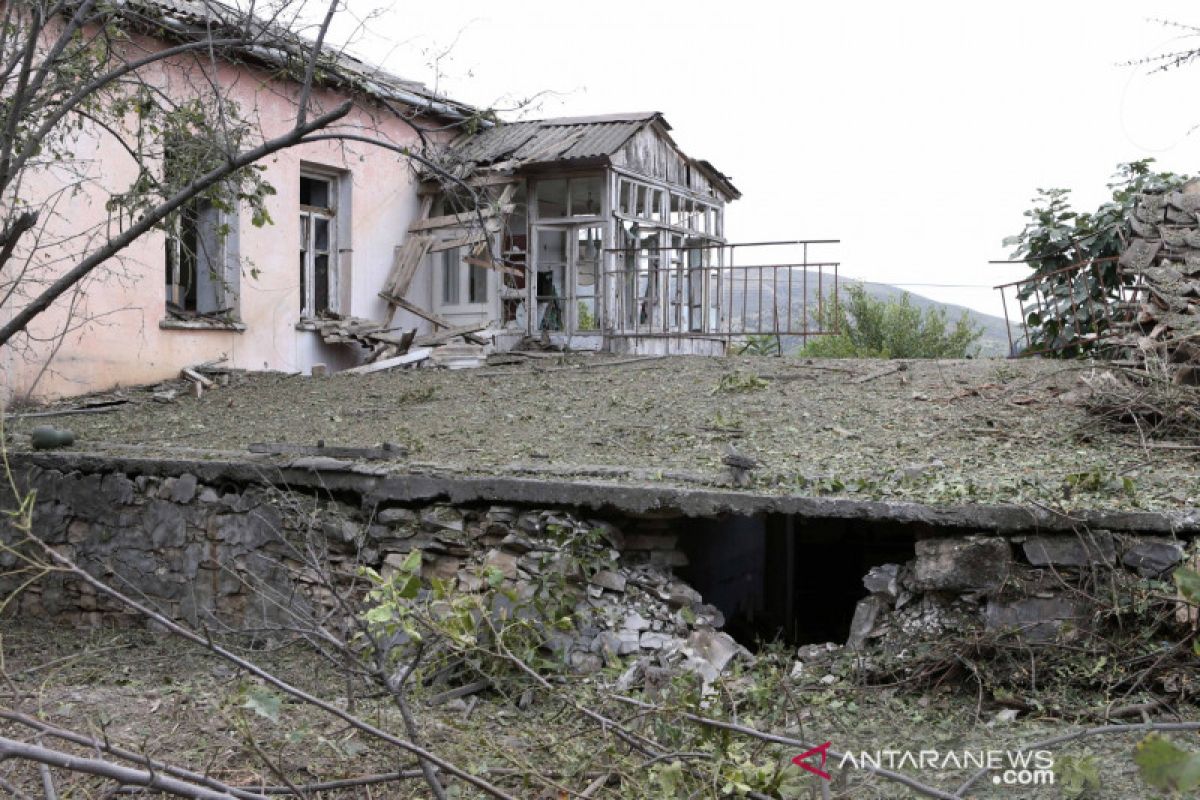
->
<box><xmin>851</xmin><ymin>279</ymin><xmax>1011</xmax><ymax>357</ymax></box>
<box><xmin>724</xmin><ymin>273</ymin><xmax>1011</xmax><ymax>356</ymax></box>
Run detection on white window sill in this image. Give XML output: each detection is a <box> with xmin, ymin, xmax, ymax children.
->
<box><xmin>160</xmin><ymin>317</ymin><xmax>246</xmax><ymax>332</ymax></box>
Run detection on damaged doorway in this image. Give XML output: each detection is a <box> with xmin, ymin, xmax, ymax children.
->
<box><xmin>531</xmin><ymin>224</ymin><xmax>602</xmax><ymax>334</ymax></box>
<box><xmin>676</xmin><ymin>515</ymin><xmax>916</xmax><ymax>647</ymax></box>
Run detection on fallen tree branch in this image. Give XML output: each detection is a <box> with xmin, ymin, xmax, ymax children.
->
<box><xmin>612</xmin><ymin>695</ymin><xmax>961</xmax><ymax>800</ymax></box>
<box><xmin>0</xmin><ymin>711</ymin><xmax>269</xmax><ymax>800</ymax></box>
<box><xmin>18</xmin><ymin>539</ymin><xmax>518</xmax><ymax>800</ymax></box>
<box><xmin>0</xmin><ymin>735</ymin><xmax>238</xmax><ymax>800</ymax></box>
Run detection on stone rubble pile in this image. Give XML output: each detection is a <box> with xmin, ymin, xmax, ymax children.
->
<box><xmin>847</xmin><ymin>531</ymin><xmax>1191</xmax><ymax>651</ymax></box>
<box><xmin>1116</xmin><ymin>179</ymin><xmax>1200</xmax><ymax>380</ymax></box>
<box><xmin>339</xmin><ymin>504</ymin><xmax>750</xmax><ymax>681</ymax></box>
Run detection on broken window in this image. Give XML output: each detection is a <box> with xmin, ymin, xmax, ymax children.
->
<box><xmin>537</xmin><ymin>179</ymin><xmax>568</xmax><ymax>218</ymax></box>
<box><xmin>570</xmin><ymin>176</ymin><xmax>603</xmax><ymax>217</ymax></box>
<box><xmin>618</xmin><ymin>179</ymin><xmax>633</xmax><ymax>216</ymax></box>
<box><xmin>300</xmin><ymin>174</ymin><xmax>337</xmax><ymax>317</ymax></box>
<box><xmin>537</xmin><ymin>177</ymin><xmax>603</xmax><ymax>220</ymax></box>
<box><xmin>575</xmin><ymin>226</ymin><xmax>602</xmax><ymax>330</ymax></box>
<box><xmin>165</xmin><ymin>188</ymin><xmax>237</xmax><ymax>319</ymax></box>
<box><xmin>437</xmin><ymin>245</ymin><xmax>490</xmax><ymax>307</ymax></box>
<box><xmin>534</xmin><ymin>227</ymin><xmax>567</xmax><ymax>330</ymax></box>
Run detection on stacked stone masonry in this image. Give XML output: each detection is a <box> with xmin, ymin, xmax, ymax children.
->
<box><xmin>0</xmin><ymin>466</ymin><xmax>747</xmax><ymax>681</ymax></box>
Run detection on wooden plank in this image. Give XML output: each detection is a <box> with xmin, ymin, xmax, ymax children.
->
<box><xmin>415</xmin><ymin>324</ymin><xmax>487</xmax><ymax>347</ymax></box>
<box><xmin>248</xmin><ymin>442</ymin><xmax>409</xmax><ymax>459</ymax></box>
<box><xmin>180</xmin><ymin>367</ymin><xmax>214</xmax><ymax>388</ymax></box>
<box><xmin>430</xmin><ymin>230</ymin><xmax>492</xmax><ymax>253</ymax></box>
<box><xmin>381</xmin><ymin>296</ymin><xmax>455</xmax><ymax>331</ymax></box>
<box><xmin>419</xmin><ymin>175</ymin><xmax>517</xmax><ymax>195</ymax></box>
<box><xmin>380</xmin><ymin>235</ymin><xmax>434</xmax><ymax>300</ymax></box>
<box><xmin>408</xmin><ymin>204</ymin><xmax>515</xmax><ymax>232</ymax></box>
<box><xmin>342</xmin><ymin>347</ymin><xmax>432</xmax><ymax>374</ymax></box>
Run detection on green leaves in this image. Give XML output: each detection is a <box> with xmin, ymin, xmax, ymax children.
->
<box><xmin>242</xmin><ymin>686</ymin><xmax>283</xmax><ymax>723</ymax></box>
<box><xmin>1134</xmin><ymin>734</ymin><xmax>1200</xmax><ymax>793</ymax></box>
<box><xmin>800</xmin><ymin>284</ymin><xmax>983</xmax><ymax>359</ymax></box>
<box><xmin>1004</xmin><ymin>159</ymin><xmax>1189</xmax><ymax>357</ymax></box>
<box><xmin>1056</xmin><ymin>754</ymin><xmax>1101</xmax><ymax>798</ymax></box>
<box><xmin>1174</xmin><ymin>566</ymin><xmax>1200</xmax><ymax>605</ymax></box>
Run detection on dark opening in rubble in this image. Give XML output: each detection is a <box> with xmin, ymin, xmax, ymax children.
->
<box><xmin>677</xmin><ymin>515</ymin><xmax>915</xmax><ymax>648</ymax></box>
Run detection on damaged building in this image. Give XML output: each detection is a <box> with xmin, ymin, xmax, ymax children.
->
<box><xmin>0</xmin><ymin>0</ymin><xmax>838</xmax><ymax>403</ymax></box>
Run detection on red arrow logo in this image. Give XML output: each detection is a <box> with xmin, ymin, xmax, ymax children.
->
<box><xmin>792</xmin><ymin>741</ymin><xmax>833</xmax><ymax>780</ymax></box>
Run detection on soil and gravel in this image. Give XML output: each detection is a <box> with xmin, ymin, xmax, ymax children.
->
<box><xmin>8</xmin><ymin>355</ymin><xmax>1198</xmax><ymax>513</ymax></box>
<box><xmin>0</xmin><ymin>621</ymin><xmax>1185</xmax><ymax>799</ymax></box>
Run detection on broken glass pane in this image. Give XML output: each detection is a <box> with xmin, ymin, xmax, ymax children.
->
<box><xmin>537</xmin><ymin>179</ymin><xmax>568</xmax><ymax>218</ymax></box>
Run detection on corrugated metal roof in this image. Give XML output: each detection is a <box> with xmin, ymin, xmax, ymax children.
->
<box><xmin>451</xmin><ymin>113</ymin><xmax>660</xmax><ymax>166</ymax></box>
<box><xmin>115</xmin><ymin>0</ymin><xmax>477</xmax><ymax>119</ymax></box>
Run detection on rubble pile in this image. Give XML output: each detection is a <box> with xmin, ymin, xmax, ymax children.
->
<box><xmin>332</xmin><ymin>504</ymin><xmax>749</xmax><ymax>680</ymax></box>
<box><xmin>1115</xmin><ymin>178</ymin><xmax>1200</xmax><ymax>380</ymax></box>
<box><xmin>847</xmin><ymin>532</ymin><xmax>1190</xmax><ymax>652</ymax></box>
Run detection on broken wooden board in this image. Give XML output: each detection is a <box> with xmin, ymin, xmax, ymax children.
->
<box><xmin>415</xmin><ymin>324</ymin><xmax>487</xmax><ymax>347</ymax></box>
<box><xmin>380</xmin><ymin>235</ymin><xmax>434</xmax><ymax>300</ymax></box>
<box><xmin>408</xmin><ymin>204</ymin><xmax>515</xmax><ymax>233</ymax></box>
<box><xmin>248</xmin><ymin>442</ymin><xmax>408</xmax><ymax>460</ymax></box>
<box><xmin>380</xmin><ymin>296</ymin><xmax>455</xmax><ymax>330</ymax></box>
<box><xmin>342</xmin><ymin>347</ymin><xmax>432</xmax><ymax>374</ymax></box>
<box><xmin>429</xmin><ymin>227</ymin><xmax>498</xmax><ymax>254</ymax></box>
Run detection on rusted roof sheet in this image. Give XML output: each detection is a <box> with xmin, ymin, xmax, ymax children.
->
<box><xmin>451</xmin><ymin>113</ymin><xmax>661</xmax><ymax>166</ymax></box>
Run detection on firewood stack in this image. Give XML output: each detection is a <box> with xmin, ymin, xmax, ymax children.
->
<box><xmin>1114</xmin><ymin>178</ymin><xmax>1200</xmax><ymax>383</ymax></box>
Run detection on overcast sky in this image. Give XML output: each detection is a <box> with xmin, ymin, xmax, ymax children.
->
<box><xmin>332</xmin><ymin>1</ymin><xmax>1200</xmax><ymax>319</ymax></box>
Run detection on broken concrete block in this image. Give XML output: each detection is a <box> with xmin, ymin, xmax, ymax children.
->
<box><xmin>862</xmin><ymin>563</ymin><xmax>900</xmax><ymax>598</ymax></box>
<box><xmin>685</xmin><ymin>630</ymin><xmax>743</xmax><ymax>673</ymax></box>
<box><xmin>1023</xmin><ymin>531</ymin><xmax>1115</xmax><ymax>568</ymax></box>
<box><xmin>680</xmin><ymin>656</ymin><xmax>721</xmax><ymax>685</ymax></box>
<box><xmin>985</xmin><ymin>596</ymin><xmax>1091</xmax><ymax>643</ymax></box>
<box><xmin>663</xmin><ymin>581</ymin><xmax>703</xmax><ymax>607</ymax></box>
<box><xmin>910</xmin><ymin>536</ymin><xmax>1011</xmax><ymax>592</ymax></box>
<box><xmin>589</xmin><ymin>570</ymin><xmax>627</xmax><ymax>593</ymax></box>
<box><xmin>846</xmin><ymin>595</ymin><xmax>887</xmax><ymax>650</ymax></box>
<box><xmin>1122</xmin><ymin>538</ymin><xmax>1185</xmax><ymax>578</ymax></box>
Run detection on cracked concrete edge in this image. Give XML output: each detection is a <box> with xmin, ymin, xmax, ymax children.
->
<box><xmin>8</xmin><ymin>450</ymin><xmax>1200</xmax><ymax>535</ymax></box>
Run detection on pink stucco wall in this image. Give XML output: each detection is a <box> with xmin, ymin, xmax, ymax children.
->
<box><xmin>1</xmin><ymin>38</ymin><xmax>449</xmax><ymax>401</ymax></box>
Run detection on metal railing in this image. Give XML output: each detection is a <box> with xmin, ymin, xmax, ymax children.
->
<box><xmin>601</xmin><ymin>240</ymin><xmax>840</xmax><ymax>344</ymax></box>
<box><xmin>992</xmin><ymin>257</ymin><xmax>1146</xmax><ymax>356</ymax></box>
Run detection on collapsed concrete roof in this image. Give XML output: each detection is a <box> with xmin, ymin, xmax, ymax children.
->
<box><xmin>7</xmin><ymin>357</ymin><xmax>1200</xmax><ymax>531</ymax></box>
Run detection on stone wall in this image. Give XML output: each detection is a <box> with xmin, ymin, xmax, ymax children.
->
<box><xmin>0</xmin><ymin>465</ymin><xmax>746</xmax><ymax>679</ymax></box>
<box><xmin>847</xmin><ymin>530</ymin><xmax>1191</xmax><ymax>651</ymax></box>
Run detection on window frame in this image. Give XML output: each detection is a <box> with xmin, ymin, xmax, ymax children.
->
<box><xmin>163</xmin><ymin>197</ymin><xmax>241</xmax><ymax>327</ymax></box>
<box><xmin>299</xmin><ymin>172</ymin><xmax>338</xmax><ymax>318</ymax></box>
